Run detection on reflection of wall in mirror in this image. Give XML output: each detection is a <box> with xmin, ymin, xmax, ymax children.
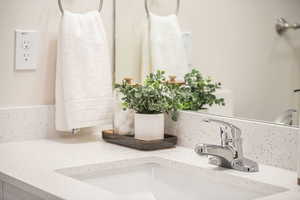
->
<box><xmin>115</xmin><ymin>0</ymin><xmax>300</xmax><ymax>125</ymax></box>
<box><xmin>207</xmin><ymin>89</ymin><xmax>234</xmax><ymax>117</ymax></box>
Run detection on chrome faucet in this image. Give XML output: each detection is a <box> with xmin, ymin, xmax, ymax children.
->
<box><xmin>194</xmin><ymin>119</ymin><xmax>259</xmax><ymax>172</ymax></box>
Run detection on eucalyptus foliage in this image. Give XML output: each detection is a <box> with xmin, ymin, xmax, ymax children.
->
<box><xmin>114</xmin><ymin>69</ymin><xmax>225</xmax><ymax>121</ymax></box>
<box><xmin>178</xmin><ymin>69</ymin><xmax>225</xmax><ymax>111</ymax></box>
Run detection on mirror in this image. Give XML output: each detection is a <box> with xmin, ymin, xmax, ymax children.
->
<box><xmin>115</xmin><ymin>0</ymin><xmax>300</xmax><ymax>127</ymax></box>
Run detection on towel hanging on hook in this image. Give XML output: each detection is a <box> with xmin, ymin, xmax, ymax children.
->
<box><xmin>144</xmin><ymin>0</ymin><xmax>180</xmax><ymax>17</ymax></box>
<box><xmin>58</xmin><ymin>0</ymin><xmax>104</xmax><ymax>14</ymax></box>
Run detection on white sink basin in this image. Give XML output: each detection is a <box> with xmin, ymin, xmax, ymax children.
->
<box><xmin>56</xmin><ymin>157</ymin><xmax>288</xmax><ymax>200</ymax></box>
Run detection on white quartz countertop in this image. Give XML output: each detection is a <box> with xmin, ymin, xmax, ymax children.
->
<box><xmin>0</xmin><ymin>135</ymin><xmax>299</xmax><ymax>200</ymax></box>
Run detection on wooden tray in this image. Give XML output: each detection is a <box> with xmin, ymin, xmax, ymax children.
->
<box><xmin>102</xmin><ymin>130</ymin><xmax>177</xmax><ymax>151</ymax></box>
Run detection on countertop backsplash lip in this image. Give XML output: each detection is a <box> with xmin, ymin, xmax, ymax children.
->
<box><xmin>0</xmin><ymin>105</ymin><xmax>299</xmax><ymax>171</ymax></box>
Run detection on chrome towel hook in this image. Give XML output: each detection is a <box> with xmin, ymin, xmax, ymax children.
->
<box><xmin>144</xmin><ymin>0</ymin><xmax>180</xmax><ymax>17</ymax></box>
<box><xmin>275</xmin><ymin>17</ymin><xmax>300</xmax><ymax>35</ymax></box>
<box><xmin>58</xmin><ymin>0</ymin><xmax>104</xmax><ymax>15</ymax></box>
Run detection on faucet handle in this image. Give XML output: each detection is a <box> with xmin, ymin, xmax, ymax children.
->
<box><xmin>204</xmin><ymin>119</ymin><xmax>241</xmax><ymax>138</ymax></box>
<box><xmin>204</xmin><ymin>119</ymin><xmax>243</xmax><ymax>155</ymax></box>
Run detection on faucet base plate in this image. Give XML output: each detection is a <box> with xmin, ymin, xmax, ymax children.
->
<box><xmin>231</xmin><ymin>158</ymin><xmax>259</xmax><ymax>172</ymax></box>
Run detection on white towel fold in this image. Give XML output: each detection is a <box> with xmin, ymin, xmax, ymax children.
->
<box><xmin>55</xmin><ymin>10</ymin><xmax>112</xmax><ymax>132</ymax></box>
<box><xmin>141</xmin><ymin>13</ymin><xmax>189</xmax><ymax>81</ymax></box>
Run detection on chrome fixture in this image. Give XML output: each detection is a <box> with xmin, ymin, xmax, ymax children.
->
<box><xmin>194</xmin><ymin>119</ymin><xmax>259</xmax><ymax>172</ymax></box>
<box><xmin>274</xmin><ymin>109</ymin><xmax>297</xmax><ymax>126</ymax></box>
<box><xmin>276</xmin><ymin>17</ymin><xmax>300</xmax><ymax>35</ymax></box>
<box><xmin>71</xmin><ymin>128</ymin><xmax>80</xmax><ymax>135</ymax></box>
<box><xmin>58</xmin><ymin>0</ymin><xmax>104</xmax><ymax>15</ymax></box>
<box><xmin>144</xmin><ymin>0</ymin><xmax>180</xmax><ymax>18</ymax></box>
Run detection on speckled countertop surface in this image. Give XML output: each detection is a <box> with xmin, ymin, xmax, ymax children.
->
<box><xmin>0</xmin><ymin>135</ymin><xmax>299</xmax><ymax>200</ymax></box>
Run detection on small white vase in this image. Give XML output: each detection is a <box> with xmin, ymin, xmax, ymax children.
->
<box><xmin>134</xmin><ymin>113</ymin><xmax>164</xmax><ymax>141</ymax></box>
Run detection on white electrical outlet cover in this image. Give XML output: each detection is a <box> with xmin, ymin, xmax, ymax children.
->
<box><xmin>15</xmin><ymin>30</ymin><xmax>39</xmax><ymax>71</ymax></box>
<box><xmin>182</xmin><ymin>32</ymin><xmax>192</xmax><ymax>68</ymax></box>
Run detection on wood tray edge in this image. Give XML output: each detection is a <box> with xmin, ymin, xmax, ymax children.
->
<box><xmin>102</xmin><ymin>130</ymin><xmax>177</xmax><ymax>151</ymax></box>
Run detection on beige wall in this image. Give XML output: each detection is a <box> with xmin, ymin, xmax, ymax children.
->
<box><xmin>0</xmin><ymin>0</ymin><xmax>113</xmax><ymax>106</ymax></box>
<box><xmin>115</xmin><ymin>0</ymin><xmax>300</xmax><ymax>123</ymax></box>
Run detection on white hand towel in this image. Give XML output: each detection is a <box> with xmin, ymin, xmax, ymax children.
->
<box><xmin>141</xmin><ymin>13</ymin><xmax>189</xmax><ymax>81</ymax></box>
<box><xmin>55</xmin><ymin>11</ymin><xmax>112</xmax><ymax>132</ymax></box>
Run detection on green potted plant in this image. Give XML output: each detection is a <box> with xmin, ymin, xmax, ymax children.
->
<box><xmin>114</xmin><ymin>69</ymin><xmax>225</xmax><ymax>141</ymax></box>
<box><xmin>115</xmin><ymin>71</ymin><xmax>175</xmax><ymax>141</ymax></box>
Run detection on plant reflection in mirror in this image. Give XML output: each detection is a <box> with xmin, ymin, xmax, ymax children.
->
<box><xmin>179</xmin><ymin>69</ymin><xmax>225</xmax><ymax>111</ymax></box>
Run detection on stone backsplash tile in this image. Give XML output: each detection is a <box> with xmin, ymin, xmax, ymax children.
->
<box><xmin>0</xmin><ymin>106</ymin><xmax>298</xmax><ymax>171</ymax></box>
<box><xmin>0</xmin><ymin>105</ymin><xmax>56</xmax><ymax>142</ymax></box>
<box><xmin>166</xmin><ymin>111</ymin><xmax>299</xmax><ymax>171</ymax></box>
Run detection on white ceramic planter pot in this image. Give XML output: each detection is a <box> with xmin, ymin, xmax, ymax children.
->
<box><xmin>134</xmin><ymin>113</ymin><xmax>164</xmax><ymax>141</ymax></box>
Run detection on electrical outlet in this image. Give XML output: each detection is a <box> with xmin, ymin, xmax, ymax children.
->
<box><xmin>182</xmin><ymin>32</ymin><xmax>193</xmax><ymax>68</ymax></box>
<box><xmin>15</xmin><ymin>30</ymin><xmax>39</xmax><ymax>71</ymax></box>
